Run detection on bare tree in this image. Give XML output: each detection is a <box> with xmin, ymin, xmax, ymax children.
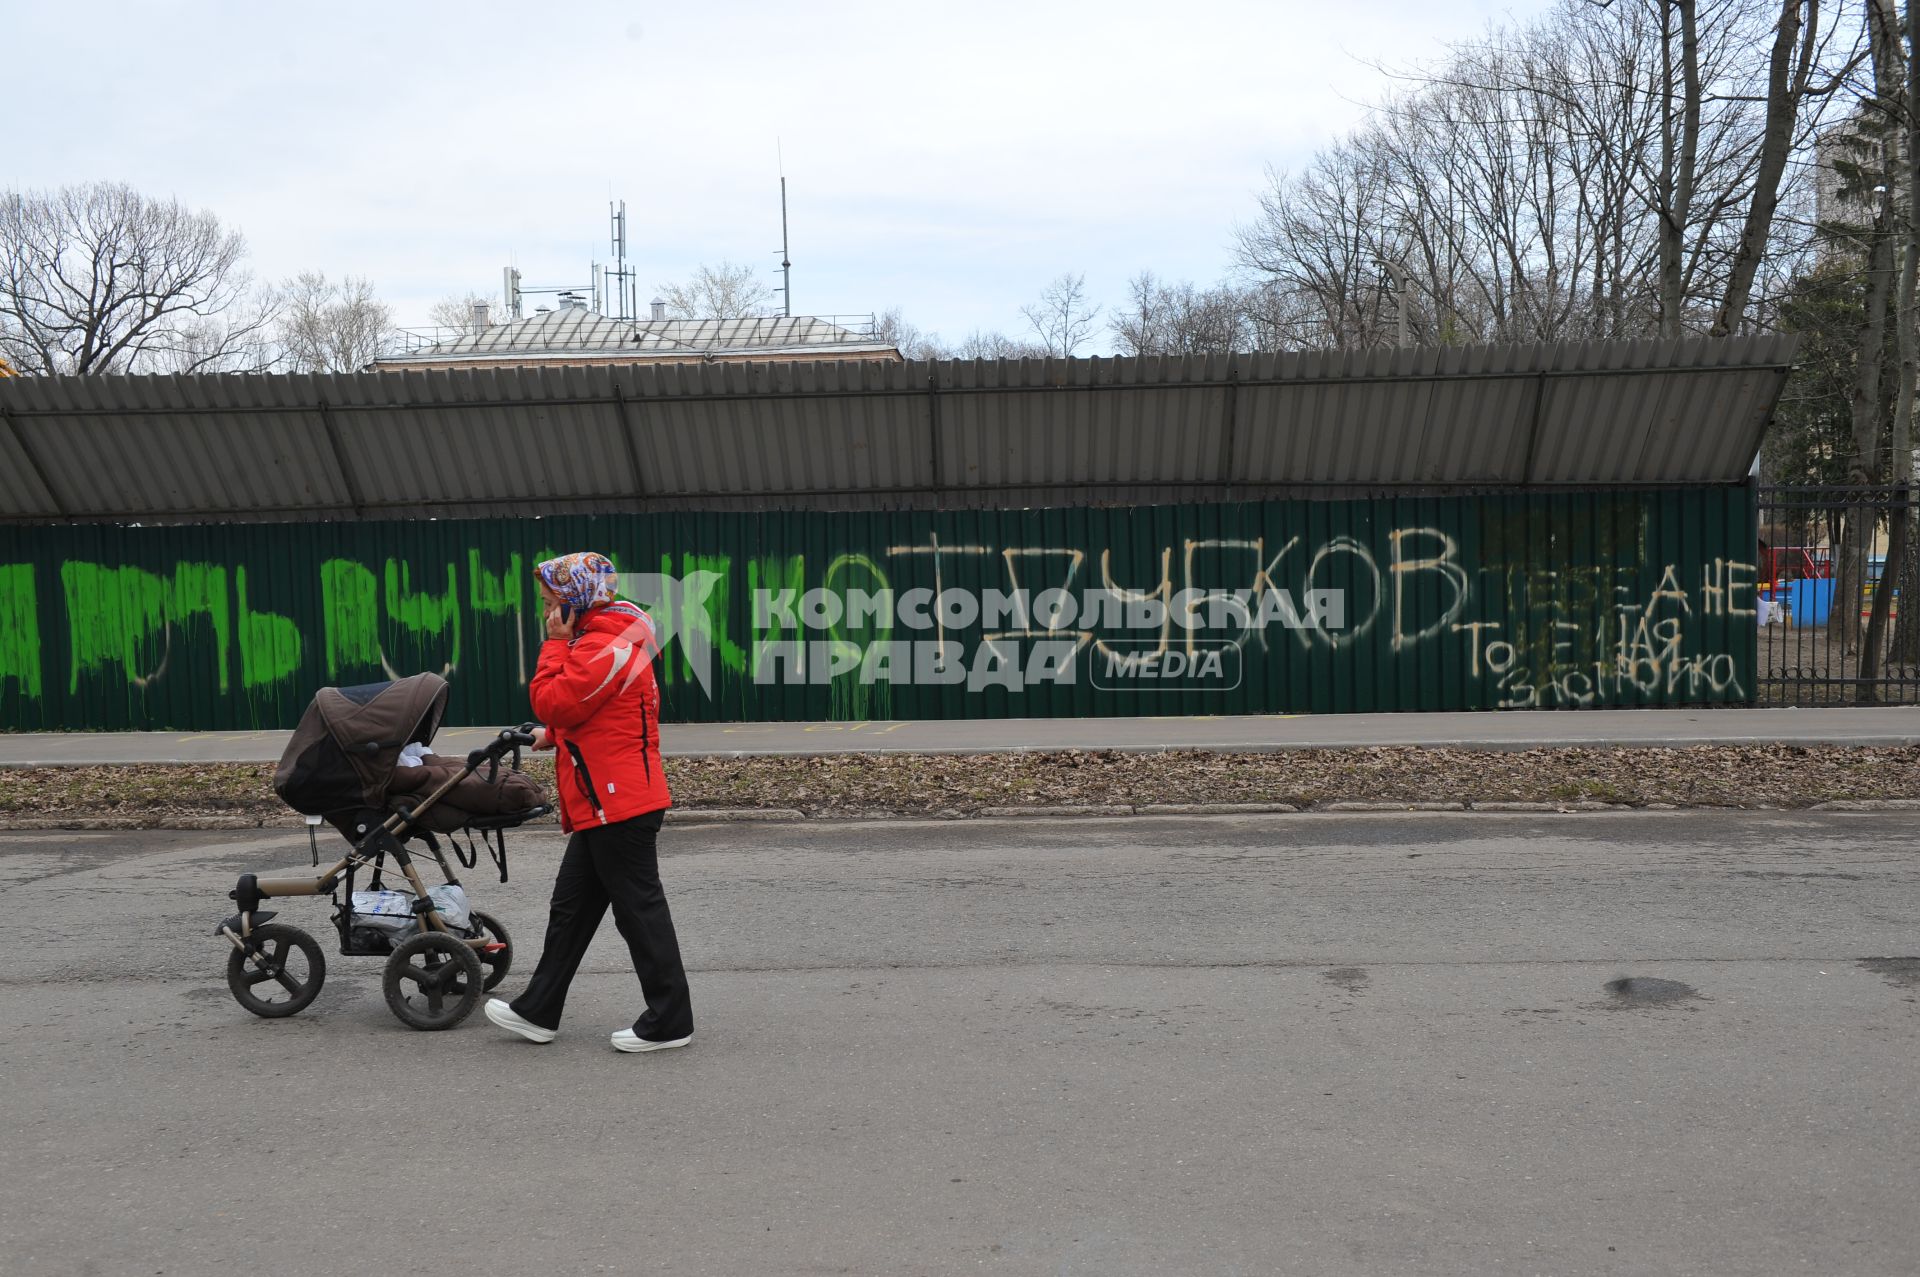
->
<box><xmin>141</xmin><ymin>306</ymin><xmax>278</xmax><ymax>375</ymax></box>
<box><xmin>655</xmin><ymin>261</ymin><xmax>775</xmax><ymax>319</ymax></box>
<box><xmin>1237</xmin><ymin>279</ymin><xmax>1326</xmax><ymax>349</ymax></box>
<box><xmin>1832</xmin><ymin>0</ymin><xmax>1904</xmax><ymax>661</ymax></box>
<box><xmin>428</xmin><ymin>291</ymin><xmax>503</xmax><ymax>335</ymax></box>
<box><xmin>1712</xmin><ymin>1</ymin><xmax>1856</xmax><ymax>334</ymax></box>
<box><xmin>274</xmin><ymin>272</ymin><xmax>394</xmax><ymax>373</ymax></box>
<box><xmin>0</xmin><ymin>181</ymin><xmax>270</xmax><ymax>374</ymax></box>
<box><xmin>1890</xmin><ymin>0</ymin><xmax>1920</xmax><ymax>668</ymax></box>
<box><xmin>1862</xmin><ymin>0</ymin><xmax>1918</xmax><ymax>686</ymax></box>
<box><xmin>1235</xmin><ymin>141</ymin><xmax>1409</xmax><ymax>348</ymax></box>
<box><xmin>955</xmin><ymin>329</ymin><xmax>1049</xmax><ymax>359</ymax></box>
<box><xmin>1110</xmin><ymin>273</ymin><xmax>1173</xmax><ymax>356</ymax></box>
<box><xmin>1020</xmin><ymin>273</ymin><xmax>1102</xmax><ymax>357</ymax></box>
<box><xmin>875</xmin><ymin>307</ymin><xmax>953</xmax><ymax>359</ymax></box>
<box><xmin>1109</xmin><ymin>272</ymin><xmax>1250</xmax><ymax>355</ymax></box>
<box><xmin>874</xmin><ymin>308</ymin><xmax>1052</xmax><ymax>359</ymax></box>
<box><xmin>1650</xmin><ymin>0</ymin><xmax>1707</xmax><ymax>338</ymax></box>
<box><xmin>1783</xmin><ymin>56</ymin><xmax>1920</xmax><ymax>673</ymax></box>
<box><xmin>1232</xmin><ymin>0</ymin><xmax>1858</xmax><ymax>348</ymax></box>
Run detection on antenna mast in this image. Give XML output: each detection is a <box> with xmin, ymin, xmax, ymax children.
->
<box><xmin>775</xmin><ymin>141</ymin><xmax>792</xmax><ymax>318</ymax></box>
<box><xmin>608</xmin><ymin>200</ymin><xmax>635</xmax><ymax>320</ymax></box>
<box><xmin>503</xmin><ymin>265</ymin><xmax>522</xmax><ymax>321</ymax></box>
<box><xmin>780</xmin><ymin>176</ymin><xmax>792</xmax><ymax>318</ymax></box>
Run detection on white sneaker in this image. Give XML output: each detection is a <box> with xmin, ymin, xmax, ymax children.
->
<box><xmin>611</xmin><ymin>1028</ymin><xmax>692</xmax><ymax>1053</ymax></box>
<box><xmin>485</xmin><ymin>998</ymin><xmax>557</xmax><ymax>1043</ymax></box>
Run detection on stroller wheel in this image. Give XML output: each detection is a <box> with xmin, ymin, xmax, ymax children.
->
<box><xmin>226</xmin><ymin>923</ymin><xmax>327</xmax><ymax>1019</ymax></box>
<box><xmin>382</xmin><ymin>932</ymin><xmax>484</xmax><ymax>1030</ymax></box>
<box><xmin>468</xmin><ymin>910</ymin><xmax>513</xmax><ymax>993</ymax></box>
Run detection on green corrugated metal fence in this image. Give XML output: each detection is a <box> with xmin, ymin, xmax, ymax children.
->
<box><xmin>0</xmin><ymin>490</ymin><xmax>1758</xmax><ymax>731</ymax></box>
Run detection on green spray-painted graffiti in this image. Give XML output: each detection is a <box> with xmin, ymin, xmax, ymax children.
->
<box><xmin>824</xmin><ymin>553</ymin><xmax>894</xmax><ymax>722</ymax></box>
<box><xmin>0</xmin><ymin>562</ymin><xmax>41</xmax><ymax>699</ymax></box>
<box><xmin>237</xmin><ymin>566</ymin><xmax>302</xmax><ymax>690</ymax></box>
<box><xmin>385</xmin><ymin>560</ymin><xmax>462</xmax><ymax>673</ymax></box>
<box><xmin>749</xmin><ymin>555</ymin><xmax>806</xmax><ymax>684</ymax></box>
<box><xmin>320</xmin><ymin>559</ymin><xmax>381</xmax><ymax>678</ymax></box>
<box><xmin>0</xmin><ymin>491</ymin><xmax>1759</xmax><ymax>731</ymax></box>
<box><xmin>650</xmin><ymin>553</ymin><xmax>747</xmax><ymax>690</ymax></box>
<box><xmin>60</xmin><ymin>561</ymin><xmax>231</xmax><ymax>695</ymax></box>
<box><xmin>319</xmin><ymin>558</ymin><xmax>468</xmax><ymax>681</ymax></box>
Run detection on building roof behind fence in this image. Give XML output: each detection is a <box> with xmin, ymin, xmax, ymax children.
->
<box><xmin>373</xmin><ymin>310</ymin><xmax>900</xmax><ymax>369</ymax></box>
<box><xmin>0</xmin><ymin>336</ymin><xmax>1795</xmax><ymax>525</ymax></box>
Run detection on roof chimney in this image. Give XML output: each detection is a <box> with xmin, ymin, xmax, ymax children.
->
<box><xmin>470</xmin><ymin>301</ymin><xmax>489</xmax><ymax>330</ymax></box>
<box><xmin>650</xmin><ymin>297</ymin><xmax>667</xmax><ymax>321</ymax></box>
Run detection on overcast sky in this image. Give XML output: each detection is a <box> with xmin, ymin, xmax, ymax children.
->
<box><xmin>13</xmin><ymin>0</ymin><xmax>1547</xmax><ymax>350</ymax></box>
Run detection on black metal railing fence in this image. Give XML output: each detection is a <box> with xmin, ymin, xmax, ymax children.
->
<box><xmin>1756</xmin><ymin>484</ymin><xmax>1919</xmax><ymax>705</ymax></box>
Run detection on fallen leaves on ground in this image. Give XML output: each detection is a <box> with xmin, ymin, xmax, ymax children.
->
<box><xmin>0</xmin><ymin>744</ymin><xmax>1915</xmax><ymax>827</ymax></box>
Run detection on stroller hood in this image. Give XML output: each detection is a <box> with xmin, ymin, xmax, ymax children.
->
<box><xmin>273</xmin><ymin>673</ymin><xmax>451</xmax><ymax>817</ymax></box>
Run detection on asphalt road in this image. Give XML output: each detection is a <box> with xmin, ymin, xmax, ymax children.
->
<box><xmin>2</xmin><ymin>812</ymin><xmax>1916</xmax><ymax>1276</ymax></box>
<box><xmin>4</xmin><ymin>705</ymin><xmax>1920</xmax><ymax>766</ymax></box>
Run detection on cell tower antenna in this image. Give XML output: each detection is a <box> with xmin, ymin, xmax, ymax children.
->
<box><xmin>609</xmin><ymin>199</ymin><xmax>634</xmax><ymax>320</ymax></box>
<box><xmin>778</xmin><ymin>141</ymin><xmax>792</xmax><ymax>318</ymax></box>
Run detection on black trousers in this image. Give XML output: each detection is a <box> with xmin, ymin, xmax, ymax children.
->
<box><xmin>509</xmin><ymin>809</ymin><xmax>693</xmax><ymax>1040</ymax></box>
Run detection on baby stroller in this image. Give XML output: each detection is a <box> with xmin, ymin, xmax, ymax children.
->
<box><xmin>215</xmin><ymin>672</ymin><xmax>550</xmax><ymax>1030</ymax></box>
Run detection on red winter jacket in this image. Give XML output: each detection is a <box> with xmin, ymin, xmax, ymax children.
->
<box><xmin>531</xmin><ymin>601</ymin><xmax>671</xmax><ymax>831</ymax></box>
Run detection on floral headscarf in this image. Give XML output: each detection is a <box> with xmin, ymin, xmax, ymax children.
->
<box><xmin>534</xmin><ymin>552</ymin><xmax>618</xmax><ymax>614</ymax></box>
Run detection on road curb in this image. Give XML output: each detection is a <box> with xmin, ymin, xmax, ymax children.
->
<box><xmin>0</xmin><ymin>814</ymin><xmax>300</xmax><ymax>831</ymax></box>
<box><xmin>1136</xmin><ymin>802</ymin><xmax>1301</xmax><ymax>815</ymax></box>
<box><xmin>665</xmin><ymin>807</ymin><xmax>806</xmax><ymax>825</ymax></box>
<box><xmin>977</xmin><ymin>804</ymin><xmax>1137</xmax><ymax>819</ymax></box>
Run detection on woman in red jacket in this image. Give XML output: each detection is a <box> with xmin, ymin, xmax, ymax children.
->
<box><xmin>485</xmin><ymin>552</ymin><xmax>694</xmax><ymax>1053</ymax></box>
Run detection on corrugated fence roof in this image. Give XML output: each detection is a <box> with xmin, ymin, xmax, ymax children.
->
<box><xmin>0</xmin><ymin>336</ymin><xmax>1795</xmax><ymax>525</ymax></box>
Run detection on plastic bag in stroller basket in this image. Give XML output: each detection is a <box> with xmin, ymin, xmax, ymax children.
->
<box><xmin>350</xmin><ymin>884</ymin><xmax>472</xmax><ymax>946</ymax></box>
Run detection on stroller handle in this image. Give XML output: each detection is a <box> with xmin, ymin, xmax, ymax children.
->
<box><xmin>466</xmin><ymin>723</ymin><xmax>539</xmax><ymax>769</ymax></box>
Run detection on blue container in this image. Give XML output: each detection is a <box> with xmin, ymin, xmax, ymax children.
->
<box><xmin>1787</xmin><ymin>578</ymin><xmax>1835</xmax><ymax>625</ymax></box>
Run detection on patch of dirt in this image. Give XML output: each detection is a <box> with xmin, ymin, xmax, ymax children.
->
<box><xmin>1</xmin><ymin>743</ymin><xmax>1916</xmax><ymax>827</ymax></box>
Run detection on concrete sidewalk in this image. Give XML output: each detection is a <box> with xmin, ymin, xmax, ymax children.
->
<box><xmin>3</xmin><ymin>706</ymin><xmax>1918</xmax><ymax>766</ymax></box>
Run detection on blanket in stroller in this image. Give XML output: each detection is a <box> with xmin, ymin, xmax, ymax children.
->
<box><xmin>387</xmin><ymin>751</ymin><xmax>546</xmax><ymax>832</ymax></box>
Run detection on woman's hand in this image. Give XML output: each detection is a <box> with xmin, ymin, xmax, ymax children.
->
<box><xmin>530</xmin><ymin>726</ymin><xmax>554</xmax><ymax>752</ymax></box>
<box><xmin>545</xmin><ymin>603</ymin><xmax>576</xmax><ymax>642</ymax></box>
